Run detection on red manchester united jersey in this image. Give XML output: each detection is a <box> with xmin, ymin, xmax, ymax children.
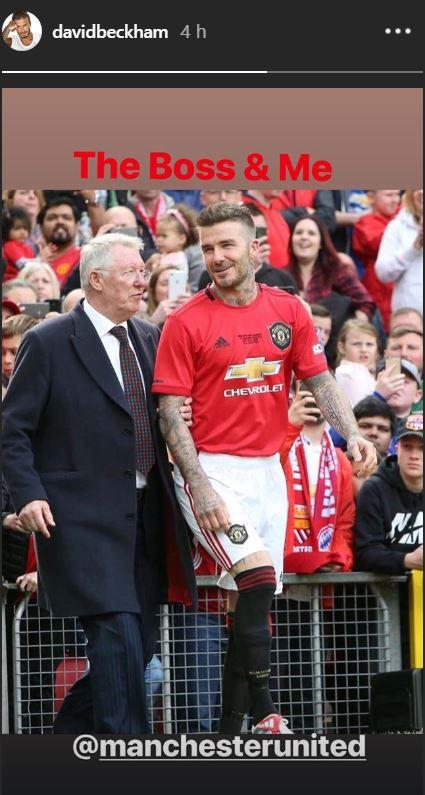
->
<box><xmin>152</xmin><ymin>285</ymin><xmax>328</xmax><ymax>456</ymax></box>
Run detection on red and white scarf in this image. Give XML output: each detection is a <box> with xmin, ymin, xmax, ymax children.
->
<box><xmin>289</xmin><ymin>430</ymin><xmax>338</xmax><ymax>555</ymax></box>
<box><xmin>135</xmin><ymin>193</ymin><xmax>169</xmax><ymax>240</ymax></box>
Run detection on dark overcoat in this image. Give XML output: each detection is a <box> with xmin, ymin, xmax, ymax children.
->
<box><xmin>2</xmin><ymin>303</ymin><xmax>197</xmax><ymax>616</ymax></box>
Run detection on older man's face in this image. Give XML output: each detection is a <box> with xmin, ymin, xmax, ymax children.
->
<box><xmin>4</xmin><ymin>286</ymin><xmax>37</xmax><ymax>307</ymax></box>
<box><xmin>92</xmin><ymin>245</ymin><xmax>149</xmax><ymax>323</ymax></box>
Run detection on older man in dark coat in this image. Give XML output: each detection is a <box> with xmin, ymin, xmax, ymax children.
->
<box><xmin>2</xmin><ymin>233</ymin><xmax>197</xmax><ymax>734</ymax></box>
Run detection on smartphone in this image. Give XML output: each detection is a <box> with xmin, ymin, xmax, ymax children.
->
<box><xmin>19</xmin><ymin>302</ymin><xmax>50</xmax><ymax>319</ymax></box>
<box><xmin>304</xmin><ymin>399</ymin><xmax>323</xmax><ymax>423</ymax></box>
<box><xmin>47</xmin><ymin>299</ymin><xmax>62</xmax><ymax>313</ymax></box>
<box><xmin>109</xmin><ymin>226</ymin><xmax>139</xmax><ymax>237</ymax></box>
<box><xmin>255</xmin><ymin>225</ymin><xmax>268</xmax><ymax>239</ymax></box>
<box><xmin>385</xmin><ymin>356</ymin><xmax>401</xmax><ymax>374</ymax></box>
<box><xmin>168</xmin><ymin>270</ymin><xmax>187</xmax><ymax>300</ymax></box>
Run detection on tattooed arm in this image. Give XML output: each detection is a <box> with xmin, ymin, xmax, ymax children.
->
<box><xmin>158</xmin><ymin>394</ymin><xmax>230</xmax><ymax>532</ymax></box>
<box><xmin>303</xmin><ymin>369</ymin><xmax>377</xmax><ymax>474</ymax></box>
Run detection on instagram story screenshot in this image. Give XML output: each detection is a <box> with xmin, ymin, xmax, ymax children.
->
<box><xmin>1</xmin><ymin>2</ymin><xmax>423</xmax><ymax>794</ymax></box>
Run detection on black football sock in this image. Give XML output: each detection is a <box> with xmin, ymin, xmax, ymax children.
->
<box><xmin>219</xmin><ymin>612</ymin><xmax>250</xmax><ymax>734</ymax></box>
<box><xmin>234</xmin><ymin>566</ymin><xmax>277</xmax><ymax>725</ymax></box>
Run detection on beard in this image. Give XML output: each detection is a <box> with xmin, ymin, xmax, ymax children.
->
<box><xmin>50</xmin><ymin>226</ymin><xmax>73</xmax><ymax>246</ymax></box>
<box><xmin>211</xmin><ymin>254</ymin><xmax>253</xmax><ymax>289</ymax></box>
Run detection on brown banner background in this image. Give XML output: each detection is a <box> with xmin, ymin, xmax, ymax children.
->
<box><xmin>2</xmin><ymin>88</ymin><xmax>422</xmax><ymax>188</ymax></box>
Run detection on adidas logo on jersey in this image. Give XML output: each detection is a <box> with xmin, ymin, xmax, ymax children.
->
<box><xmin>214</xmin><ymin>336</ymin><xmax>230</xmax><ymax>348</ymax></box>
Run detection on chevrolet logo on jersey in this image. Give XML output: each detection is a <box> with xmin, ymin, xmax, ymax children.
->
<box><xmin>224</xmin><ymin>357</ymin><xmax>282</xmax><ymax>383</ymax></box>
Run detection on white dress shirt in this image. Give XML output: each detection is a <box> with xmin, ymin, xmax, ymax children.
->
<box><xmin>83</xmin><ymin>299</ymin><xmax>147</xmax><ymax>487</ymax></box>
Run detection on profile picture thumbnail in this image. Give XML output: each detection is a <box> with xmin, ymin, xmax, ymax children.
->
<box><xmin>2</xmin><ymin>10</ymin><xmax>42</xmax><ymax>51</ymax></box>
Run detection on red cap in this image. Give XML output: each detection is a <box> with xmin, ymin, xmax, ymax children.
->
<box><xmin>2</xmin><ymin>299</ymin><xmax>22</xmax><ymax>317</ymax></box>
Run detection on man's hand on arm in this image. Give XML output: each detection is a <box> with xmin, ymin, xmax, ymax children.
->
<box><xmin>303</xmin><ymin>369</ymin><xmax>377</xmax><ymax>476</ymax></box>
<box><xmin>158</xmin><ymin>395</ymin><xmax>230</xmax><ymax>532</ymax></box>
<box><xmin>178</xmin><ymin>396</ymin><xmax>193</xmax><ymax>428</ymax></box>
<box><xmin>18</xmin><ymin>500</ymin><xmax>55</xmax><ymax>539</ymax></box>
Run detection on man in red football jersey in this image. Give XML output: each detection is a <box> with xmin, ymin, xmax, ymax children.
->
<box><xmin>153</xmin><ymin>203</ymin><xmax>376</xmax><ymax>735</ymax></box>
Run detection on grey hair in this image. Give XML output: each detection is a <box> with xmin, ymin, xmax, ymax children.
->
<box><xmin>79</xmin><ymin>233</ymin><xmax>144</xmax><ymax>291</ymax></box>
<box><xmin>20</xmin><ymin>259</ymin><xmax>61</xmax><ymax>299</ymax></box>
<box><xmin>2</xmin><ymin>278</ymin><xmax>37</xmax><ymax>298</ymax></box>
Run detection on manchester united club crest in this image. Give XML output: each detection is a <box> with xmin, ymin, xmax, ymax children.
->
<box><xmin>268</xmin><ymin>322</ymin><xmax>292</xmax><ymax>351</ymax></box>
<box><xmin>227</xmin><ymin>524</ymin><xmax>248</xmax><ymax>545</ymax></box>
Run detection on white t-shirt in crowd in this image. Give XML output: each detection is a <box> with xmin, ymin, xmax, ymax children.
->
<box><xmin>8</xmin><ymin>30</ymin><xmax>41</xmax><ymax>51</ymax></box>
<box><xmin>335</xmin><ymin>359</ymin><xmax>376</xmax><ymax>407</ymax></box>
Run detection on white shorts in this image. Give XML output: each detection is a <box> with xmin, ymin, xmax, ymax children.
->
<box><xmin>174</xmin><ymin>452</ymin><xmax>287</xmax><ymax>593</ymax></box>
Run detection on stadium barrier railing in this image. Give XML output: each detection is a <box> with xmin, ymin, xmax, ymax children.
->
<box><xmin>2</xmin><ymin>573</ymin><xmax>408</xmax><ymax>735</ymax></box>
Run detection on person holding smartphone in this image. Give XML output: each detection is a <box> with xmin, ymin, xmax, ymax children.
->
<box><xmin>373</xmin><ymin>358</ymin><xmax>423</xmax><ymax>453</ymax></box>
<box><xmin>145</xmin><ymin>263</ymin><xmax>191</xmax><ymax>327</ymax></box>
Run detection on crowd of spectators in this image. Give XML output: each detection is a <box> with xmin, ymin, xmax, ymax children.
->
<box><xmin>2</xmin><ymin>187</ymin><xmax>423</xmax><ymax>732</ymax></box>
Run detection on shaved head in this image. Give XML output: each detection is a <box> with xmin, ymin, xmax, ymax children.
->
<box><xmin>103</xmin><ymin>206</ymin><xmax>138</xmax><ymax>228</ymax></box>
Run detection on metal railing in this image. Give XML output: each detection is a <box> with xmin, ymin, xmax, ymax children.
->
<box><xmin>2</xmin><ymin>573</ymin><xmax>406</xmax><ymax>735</ymax></box>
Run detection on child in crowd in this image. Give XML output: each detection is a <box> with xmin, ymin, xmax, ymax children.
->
<box><xmin>2</xmin><ymin>313</ymin><xmax>38</xmax><ymax>392</ymax></box>
<box><xmin>154</xmin><ymin>205</ymin><xmax>199</xmax><ymax>277</ymax></box>
<box><xmin>310</xmin><ymin>304</ymin><xmax>333</xmax><ymax>363</ymax></box>
<box><xmin>335</xmin><ymin>319</ymin><xmax>380</xmax><ymax>406</ymax></box>
<box><xmin>352</xmin><ymin>190</ymin><xmax>401</xmax><ymax>332</ymax></box>
<box><xmin>282</xmin><ymin>385</ymin><xmax>355</xmax><ymax>575</ymax></box>
<box><xmin>2</xmin><ymin>207</ymin><xmax>36</xmax><ymax>281</ymax></box>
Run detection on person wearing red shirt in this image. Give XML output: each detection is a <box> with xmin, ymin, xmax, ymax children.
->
<box><xmin>281</xmin><ymin>388</ymin><xmax>355</xmax><ymax>574</ymax></box>
<box><xmin>153</xmin><ymin>203</ymin><xmax>376</xmax><ymax>735</ymax></box>
<box><xmin>352</xmin><ymin>190</ymin><xmax>401</xmax><ymax>332</ymax></box>
<box><xmin>277</xmin><ymin>388</ymin><xmax>355</xmax><ymax>731</ymax></box>
<box><xmin>37</xmin><ymin>197</ymin><xmax>81</xmax><ymax>287</ymax></box>
<box><xmin>271</xmin><ymin>189</ymin><xmax>336</xmax><ymax>233</ymax></box>
<box><xmin>2</xmin><ymin>207</ymin><xmax>35</xmax><ymax>282</ymax></box>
